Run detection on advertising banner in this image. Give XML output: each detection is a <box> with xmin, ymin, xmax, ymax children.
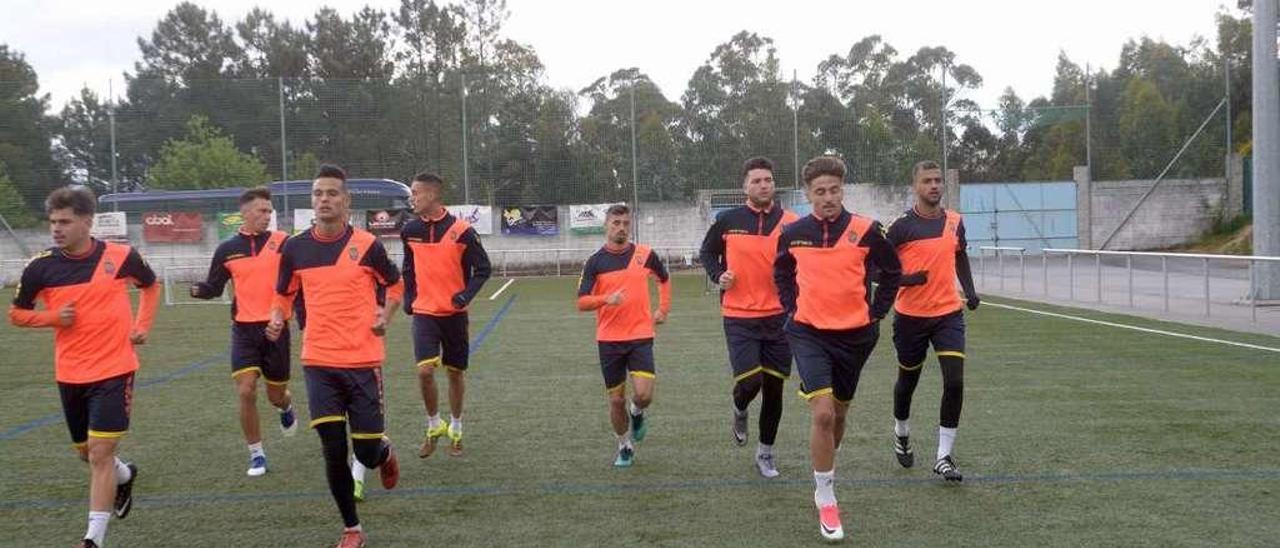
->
<box><xmin>292</xmin><ymin>209</ymin><xmax>315</xmax><ymax>234</ymax></box>
<box><xmin>446</xmin><ymin>205</ymin><xmax>494</xmax><ymax>235</ymax></box>
<box><xmin>90</xmin><ymin>212</ymin><xmax>128</xmax><ymax>240</ymax></box>
<box><xmin>365</xmin><ymin>208</ymin><xmax>409</xmax><ymax>238</ymax></box>
<box><xmin>142</xmin><ymin>211</ymin><xmax>204</xmax><ymax>243</ymax></box>
<box><xmin>217</xmin><ymin>211</ymin><xmax>278</xmax><ymax>240</ymax></box>
<box><xmin>568</xmin><ymin>204</ymin><xmax>618</xmax><ymax>234</ymax></box>
<box><xmin>500</xmin><ymin>205</ymin><xmax>559</xmax><ymax>236</ymax></box>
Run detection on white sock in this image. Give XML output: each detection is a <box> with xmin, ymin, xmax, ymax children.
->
<box><xmin>813</xmin><ymin>470</ymin><xmax>836</xmax><ymax>507</ymax></box>
<box><xmin>352</xmin><ymin>459</ymin><xmax>367</xmax><ymax>482</ymax></box>
<box><xmin>756</xmin><ymin>443</ymin><xmax>773</xmax><ymax>458</ymax></box>
<box><xmin>617</xmin><ymin>432</ymin><xmax>632</xmax><ymax>449</ymax></box>
<box><xmin>113</xmin><ymin>457</ymin><xmax>132</xmax><ymax>485</ymax></box>
<box><xmin>894</xmin><ymin>418</ymin><xmax>910</xmax><ymax>437</ymax></box>
<box><xmin>278</xmin><ymin>403</ymin><xmax>293</xmax><ymax>413</ymax></box>
<box><xmin>938</xmin><ymin>426</ymin><xmax>957</xmax><ymax>461</ymax></box>
<box><xmin>733</xmin><ymin>403</ymin><xmax>747</xmax><ymax>416</ymax></box>
<box><xmin>86</xmin><ymin>511</ymin><xmax>110</xmax><ymax>545</ymax></box>
<box><xmin>630</xmin><ymin>400</ymin><xmax>644</xmax><ymax>416</ymax></box>
<box><xmin>427</xmin><ymin>414</ymin><xmax>442</xmax><ymax>429</ymax></box>
<box><xmin>449</xmin><ymin>415</ymin><xmax>462</xmax><ymax>434</ymax></box>
<box><xmin>345</xmin><ymin>524</ymin><xmax>363</xmax><ymax>533</ymax></box>
<box><xmin>248</xmin><ymin>442</ymin><xmax>265</xmax><ymax>459</ymax></box>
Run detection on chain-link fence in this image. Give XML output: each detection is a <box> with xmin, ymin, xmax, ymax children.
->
<box><xmin>0</xmin><ymin>65</ymin><xmax>1236</xmax><ymax>264</ymax></box>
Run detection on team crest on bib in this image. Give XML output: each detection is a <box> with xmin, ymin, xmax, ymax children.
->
<box><xmin>268</xmin><ymin>241</ymin><xmax>278</xmax><ymax>250</ymax></box>
<box><xmin>348</xmin><ymin>246</ymin><xmax>358</xmax><ymax>260</ymax></box>
<box><xmin>103</xmin><ymin>259</ymin><xmax>116</xmax><ymax>275</ymax></box>
<box><xmin>847</xmin><ymin>231</ymin><xmax>858</xmax><ymax>244</ymax></box>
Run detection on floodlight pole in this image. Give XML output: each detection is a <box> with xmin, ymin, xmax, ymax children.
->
<box><xmin>1253</xmin><ymin>0</ymin><xmax>1280</xmax><ymax>299</ymax></box>
<box><xmin>279</xmin><ymin>76</ymin><xmax>289</xmax><ymax>230</ymax></box>
<box><xmin>630</xmin><ymin>85</ymin><xmax>640</xmax><ymax>244</ymax></box>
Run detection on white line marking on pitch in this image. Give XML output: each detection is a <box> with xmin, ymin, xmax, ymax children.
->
<box><xmin>489</xmin><ymin>278</ymin><xmax>515</xmax><ymax>300</ymax></box>
<box><xmin>985</xmin><ymin>301</ymin><xmax>1280</xmax><ymax>354</ymax></box>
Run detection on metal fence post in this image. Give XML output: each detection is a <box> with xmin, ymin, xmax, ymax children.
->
<box><xmin>1042</xmin><ymin>252</ymin><xmax>1049</xmax><ymax>296</ymax></box>
<box><xmin>1068</xmin><ymin>253</ymin><xmax>1075</xmax><ymax>301</ymax></box>
<box><xmin>1250</xmin><ymin>259</ymin><xmax>1257</xmax><ymax>323</ymax></box>
<box><xmin>998</xmin><ymin>250</ymin><xmax>1005</xmax><ymax>290</ymax></box>
<box><xmin>1162</xmin><ymin>256</ymin><xmax>1169</xmax><ymax>312</ymax></box>
<box><xmin>1203</xmin><ymin>257</ymin><xmax>1211</xmax><ymax>317</ymax></box>
<box><xmin>1127</xmin><ymin>254</ymin><xmax>1134</xmax><ymax>308</ymax></box>
<box><xmin>1019</xmin><ymin>249</ymin><xmax>1026</xmax><ymax>292</ymax></box>
<box><xmin>1095</xmin><ymin>252</ymin><xmax>1102</xmax><ymax>303</ymax></box>
<box><xmin>978</xmin><ymin>249</ymin><xmax>985</xmax><ymax>289</ymax></box>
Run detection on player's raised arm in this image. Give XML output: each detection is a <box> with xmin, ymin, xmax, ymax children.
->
<box><xmin>120</xmin><ymin>248</ymin><xmax>160</xmax><ymax>344</ymax></box>
<box><xmin>191</xmin><ymin>243</ymin><xmax>232</xmax><ymax>300</ymax></box>
<box><xmin>699</xmin><ymin>212</ymin><xmax>728</xmax><ymax>285</ymax></box>
<box><xmin>863</xmin><ymin>221</ymin><xmax>901</xmax><ymax>321</ymax></box>
<box><xmin>576</xmin><ymin>257</ymin><xmax>608</xmax><ymax>311</ymax></box>
<box><xmin>646</xmin><ymin>249</ymin><xmax>671</xmax><ymax>323</ymax></box>
<box><xmin>955</xmin><ymin>219</ymin><xmax>979</xmax><ymax>310</ymax></box>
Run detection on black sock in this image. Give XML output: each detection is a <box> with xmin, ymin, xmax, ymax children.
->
<box><xmin>894</xmin><ymin>364</ymin><xmax>923</xmax><ymax>422</ymax></box>
<box><xmin>939</xmin><ymin>356</ymin><xmax>965</xmax><ymax>429</ymax></box>
<box><xmin>758</xmin><ymin>374</ymin><xmax>784</xmax><ymax>445</ymax></box>
<box><xmin>733</xmin><ymin>373</ymin><xmax>762</xmax><ymax>412</ymax></box>
<box><xmin>317</xmin><ymin>422</ymin><xmax>359</xmax><ymax>528</ymax></box>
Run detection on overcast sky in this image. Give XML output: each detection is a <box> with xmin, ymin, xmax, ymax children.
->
<box><xmin>0</xmin><ymin>0</ymin><xmax>1236</xmax><ymax>112</ymax></box>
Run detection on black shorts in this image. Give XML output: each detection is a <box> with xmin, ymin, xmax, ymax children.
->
<box><xmin>413</xmin><ymin>313</ymin><xmax>470</xmax><ymax>371</ymax></box>
<box><xmin>59</xmin><ymin>372</ymin><xmax>135</xmax><ymax>445</ymax></box>
<box><xmin>786</xmin><ymin>320</ymin><xmax>878</xmax><ymax>403</ymax></box>
<box><xmin>598</xmin><ymin>339</ymin><xmax>656</xmax><ymax>393</ymax></box>
<box><xmin>304</xmin><ymin>366</ymin><xmax>385</xmax><ymax>439</ymax></box>
<box><xmin>230</xmin><ymin>321</ymin><xmax>291</xmax><ymax>384</ymax></box>
<box><xmin>892</xmin><ymin>310</ymin><xmax>966</xmax><ymax>368</ymax></box>
<box><xmin>724</xmin><ymin>315</ymin><xmax>792</xmax><ymax>382</ymax></box>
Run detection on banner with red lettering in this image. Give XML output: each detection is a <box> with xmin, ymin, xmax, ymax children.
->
<box><xmin>142</xmin><ymin>211</ymin><xmax>205</xmax><ymax>243</ymax></box>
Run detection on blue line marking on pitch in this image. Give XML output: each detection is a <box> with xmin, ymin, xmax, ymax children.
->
<box><xmin>0</xmin><ymin>352</ymin><xmax>227</xmax><ymax>441</ymax></box>
<box><xmin>1</xmin><ymin>467</ymin><xmax>1276</xmax><ymax>510</ymax></box>
<box><xmin>469</xmin><ymin>294</ymin><xmax>517</xmax><ymax>354</ymax></box>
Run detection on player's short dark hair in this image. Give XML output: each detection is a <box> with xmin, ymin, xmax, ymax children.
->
<box><xmin>606</xmin><ymin>204</ymin><xmax>631</xmax><ymax>217</ymax></box>
<box><xmin>741</xmin><ymin>157</ymin><xmax>775</xmax><ymax>179</ymax></box>
<box><xmin>316</xmin><ymin>164</ymin><xmax>347</xmax><ymax>182</ymax></box>
<box><xmin>911</xmin><ymin>160</ymin><xmax>942</xmax><ymax>182</ymax></box>
<box><xmin>801</xmin><ymin>156</ymin><xmax>846</xmax><ymax>186</ymax></box>
<box><xmin>239</xmin><ymin>186</ymin><xmax>271</xmax><ymax>205</ymax></box>
<box><xmin>412</xmin><ymin>172</ymin><xmax>445</xmax><ymax>187</ymax></box>
<box><xmin>44</xmin><ymin>186</ymin><xmax>96</xmax><ymax>216</ymax></box>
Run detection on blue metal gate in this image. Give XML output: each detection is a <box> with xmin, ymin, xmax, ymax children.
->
<box><xmin>960</xmin><ymin>181</ymin><xmax>1077</xmax><ymax>253</ymax></box>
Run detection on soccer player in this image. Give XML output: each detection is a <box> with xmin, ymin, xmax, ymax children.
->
<box><xmin>699</xmin><ymin>156</ymin><xmax>799</xmax><ymax>478</ymax></box>
<box><xmin>774</xmin><ymin>156</ymin><xmax>901</xmax><ymax>541</ymax></box>
<box><xmin>400</xmin><ymin>172</ymin><xmax>491</xmax><ymax>459</ymax></box>
<box><xmin>885</xmin><ymin>160</ymin><xmax>979</xmax><ymax>482</ymax></box>
<box><xmin>266</xmin><ymin>165</ymin><xmax>402</xmax><ymax>548</ymax></box>
<box><xmin>577</xmin><ymin>204</ymin><xmax>671</xmax><ymax>468</ymax></box>
<box><xmin>190</xmin><ymin>187</ymin><xmax>298</xmax><ymax>476</ymax></box>
<box><xmin>9</xmin><ymin>186</ymin><xmax>159</xmax><ymax>548</ymax></box>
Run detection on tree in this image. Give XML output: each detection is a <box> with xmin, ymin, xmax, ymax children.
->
<box><xmin>146</xmin><ymin>115</ymin><xmax>268</xmax><ymax>189</ymax></box>
<box><xmin>0</xmin><ymin>44</ymin><xmax>60</xmax><ymax>212</ymax></box>
<box><xmin>678</xmin><ymin>32</ymin><xmax>793</xmax><ymax>192</ymax></box>
<box><xmin>54</xmin><ymin>88</ymin><xmax>114</xmax><ymax>191</ymax></box>
<box><xmin>0</xmin><ymin>161</ymin><xmax>38</xmax><ymax>228</ymax></box>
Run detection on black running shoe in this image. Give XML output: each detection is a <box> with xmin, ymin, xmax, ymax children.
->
<box><xmin>732</xmin><ymin>408</ymin><xmax>748</xmax><ymax>446</ymax></box>
<box><xmin>78</xmin><ymin>539</ymin><xmax>98</xmax><ymax>548</ymax></box>
<box><xmin>113</xmin><ymin>462</ymin><xmax>137</xmax><ymax>519</ymax></box>
<box><xmin>893</xmin><ymin>435</ymin><xmax>914</xmax><ymax>468</ymax></box>
<box><xmin>933</xmin><ymin>455</ymin><xmax>963</xmax><ymax>482</ymax></box>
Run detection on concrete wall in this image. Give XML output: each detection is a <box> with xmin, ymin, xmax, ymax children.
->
<box><xmin>1087</xmin><ymin>177</ymin><xmax>1228</xmax><ymax>250</ymax></box>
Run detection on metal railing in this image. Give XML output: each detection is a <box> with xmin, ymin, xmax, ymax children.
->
<box><xmin>976</xmin><ymin>246</ymin><xmax>1280</xmax><ymax>322</ymax></box>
